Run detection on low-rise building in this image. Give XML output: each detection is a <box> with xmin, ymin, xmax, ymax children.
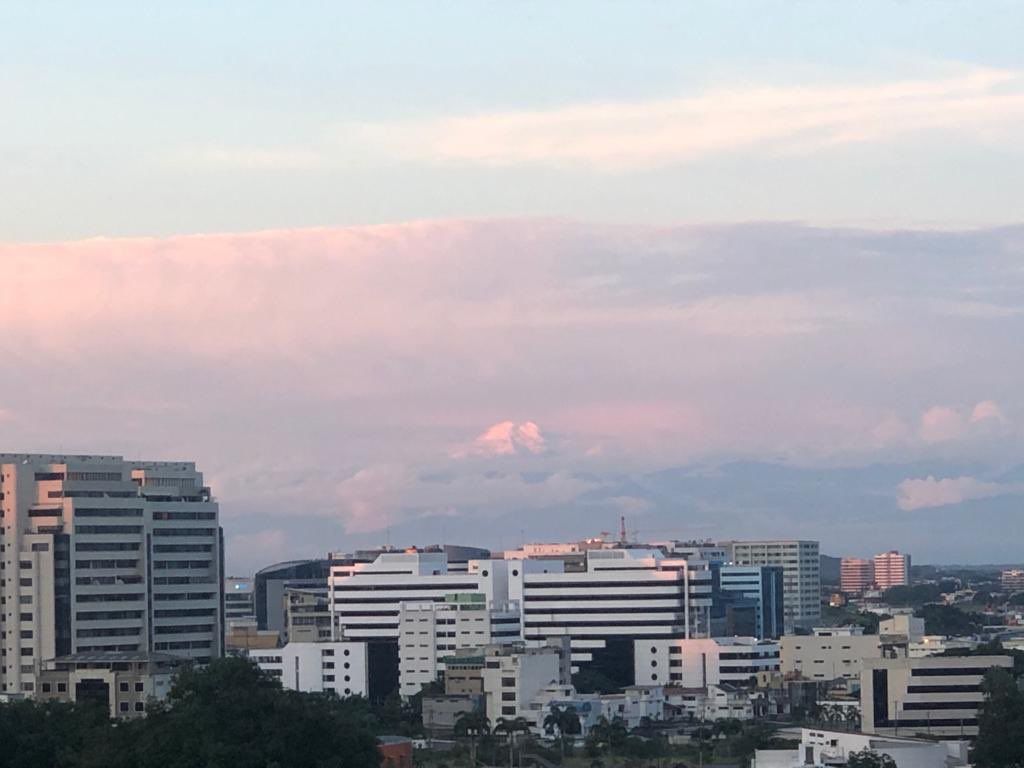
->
<box><xmin>780</xmin><ymin>627</ymin><xmax>882</xmax><ymax>683</ymax></box>
<box><xmin>751</xmin><ymin>728</ymin><xmax>969</xmax><ymax>768</ymax></box>
<box><xmin>1001</xmin><ymin>568</ymin><xmax>1024</xmax><ymax>593</ymax></box>
<box><xmin>861</xmin><ymin>654</ymin><xmax>1012</xmax><ymax>738</ymax></box>
<box><xmin>36</xmin><ymin>651</ymin><xmax>182</xmax><ymax>718</ymax></box>
<box><xmin>249</xmin><ymin>641</ymin><xmax>368</xmax><ymax>698</ymax></box>
<box><xmin>481</xmin><ymin>643</ymin><xmax>566</xmax><ymax>724</ymax></box>
<box><xmin>879</xmin><ymin>615</ymin><xmax>925</xmax><ymax>643</ymax></box>
<box><xmin>422</xmin><ymin>693</ymin><xmax>485</xmax><ymax>737</ymax></box>
<box><xmin>907</xmin><ymin>636</ymin><xmax>978</xmax><ymax>658</ymax></box>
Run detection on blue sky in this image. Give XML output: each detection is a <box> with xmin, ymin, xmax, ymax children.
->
<box><xmin>3</xmin><ymin>2</ymin><xmax>1024</xmax><ymax>239</ymax></box>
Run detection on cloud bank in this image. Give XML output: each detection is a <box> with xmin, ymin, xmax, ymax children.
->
<box><xmin>1</xmin><ymin>219</ymin><xmax>1022</xmax><ymax>568</ymax></box>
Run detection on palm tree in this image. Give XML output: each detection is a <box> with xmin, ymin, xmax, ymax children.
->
<box><xmin>495</xmin><ymin>716</ymin><xmax>532</xmax><ymax>767</ymax></box>
<box><xmin>454</xmin><ymin>710</ymin><xmax>490</xmax><ymax>767</ymax></box>
<box><xmin>543</xmin><ymin>705</ymin><xmax>582</xmax><ymax>758</ymax></box>
<box><xmin>844</xmin><ymin>706</ymin><xmax>861</xmax><ymax>732</ymax></box>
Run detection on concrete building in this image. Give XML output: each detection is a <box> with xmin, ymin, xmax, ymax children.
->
<box><xmin>716</xmin><ymin>565</ymin><xmax>785</xmax><ymax>639</ymax></box>
<box><xmin>329</xmin><ymin>550</ymin><xmax>509</xmax><ymax>642</ymax></box>
<box><xmin>398</xmin><ymin>592</ymin><xmax>521</xmax><ymax>697</ymax></box>
<box><xmin>873</xmin><ymin>551</ymin><xmax>911</xmax><ymax>590</ymax></box>
<box><xmin>751</xmin><ymin>728</ymin><xmax>969</xmax><ymax>768</ymax></box>
<box><xmin>253</xmin><ymin>559</ymin><xmax>330</xmax><ymax>636</ymax></box>
<box><xmin>635</xmin><ymin>636</ymin><xmax>780</xmax><ymax>688</ymax></box>
<box><xmin>283</xmin><ymin>586</ymin><xmax>333</xmax><ymax>643</ymax></box>
<box><xmin>1001</xmin><ymin>568</ymin><xmax>1024</xmax><ymax>593</ymax></box>
<box><xmin>907</xmin><ymin>636</ymin><xmax>979</xmax><ymax>658</ymax></box>
<box><xmin>840</xmin><ymin>558</ymin><xmax>875</xmax><ymax>595</ymax></box>
<box><xmin>879</xmin><ymin>615</ymin><xmax>925</xmax><ymax>643</ymax></box>
<box><xmin>519</xmin><ymin>548</ymin><xmax>714</xmax><ymax>683</ymax></box>
<box><xmin>35</xmin><ymin>650</ymin><xmax>182</xmax><ymax>718</ymax></box>
<box><xmin>481</xmin><ymin>643</ymin><xmax>566</xmax><ymax>724</ymax></box>
<box><xmin>422</xmin><ymin>693</ymin><xmax>484</xmax><ymax>737</ymax></box>
<box><xmin>249</xmin><ymin>641</ymin><xmax>368</xmax><ymax>698</ymax></box>
<box><xmin>727</xmin><ymin>541</ymin><xmax>821</xmax><ymax>630</ymax></box>
<box><xmin>861</xmin><ymin>654</ymin><xmax>1012</xmax><ymax>737</ymax></box>
<box><xmin>0</xmin><ymin>453</ymin><xmax>224</xmax><ymax>697</ymax></box>
<box><xmin>780</xmin><ymin>627</ymin><xmax>882</xmax><ymax>683</ymax></box>
<box><xmin>224</xmin><ymin>577</ymin><xmax>256</xmax><ymax>626</ymax></box>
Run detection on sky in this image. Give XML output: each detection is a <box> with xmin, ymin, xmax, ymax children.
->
<box><xmin>1</xmin><ymin>3</ymin><xmax>1023</xmax><ymax>571</ymax></box>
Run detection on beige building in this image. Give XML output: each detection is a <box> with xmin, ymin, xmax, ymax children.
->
<box><xmin>36</xmin><ymin>651</ymin><xmax>182</xmax><ymax>718</ymax></box>
<box><xmin>284</xmin><ymin>587</ymin><xmax>332</xmax><ymax>643</ymax></box>
<box><xmin>780</xmin><ymin>627</ymin><xmax>882</xmax><ymax>682</ymax></box>
<box><xmin>728</xmin><ymin>540</ymin><xmax>821</xmax><ymax>630</ymax></box>
<box><xmin>861</xmin><ymin>655</ymin><xmax>1011</xmax><ymax>738</ymax></box>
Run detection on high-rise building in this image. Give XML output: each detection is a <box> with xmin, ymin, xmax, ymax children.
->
<box><xmin>716</xmin><ymin>564</ymin><xmax>785</xmax><ymax>639</ymax></box>
<box><xmin>1000</xmin><ymin>569</ymin><xmax>1024</xmax><ymax>593</ymax></box>
<box><xmin>634</xmin><ymin>636</ymin><xmax>780</xmax><ymax>688</ymax></box>
<box><xmin>726</xmin><ymin>540</ymin><xmax>821</xmax><ymax>630</ymax></box>
<box><xmin>517</xmin><ymin>548</ymin><xmax>714</xmax><ymax>686</ymax></box>
<box><xmin>873</xmin><ymin>551</ymin><xmax>910</xmax><ymax>590</ymax></box>
<box><xmin>253</xmin><ymin>559</ymin><xmax>330</xmax><ymax>635</ymax></box>
<box><xmin>840</xmin><ymin>558</ymin><xmax>875</xmax><ymax>595</ymax></box>
<box><xmin>861</xmin><ymin>655</ymin><xmax>1012</xmax><ymax>737</ymax></box>
<box><xmin>0</xmin><ymin>453</ymin><xmax>224</xmax><ymax>698</ymax></box>
<box><xmin>224</xmin><ymin>577</ymin><xmax>256</xmax><ymax>626</ymax></box>
<box><xmin>397</xmin><ymin>592</ymin><xmax>520</xmax><ymax>697</ymax></box>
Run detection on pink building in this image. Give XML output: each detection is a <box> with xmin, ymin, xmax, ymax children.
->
<box><xmin>840</xmin><ymin>558</ymin><xmax>875</xmax><ymax>595</ymax></box>
<box><xmin>873</xmin><ymin>551</ymin><xmax>910</xmax><ymax>590</ymax></box>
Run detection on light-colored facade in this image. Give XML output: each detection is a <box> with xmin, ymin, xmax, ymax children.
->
<box><xmin>398</xmin><ymin>593</ymin><xmax>521</xmax><ymax>697</ymax></box>
<box><xmin>861</xmin><ymin>654</ymin><xmax>1012</xmax><ymax>738</ymax></box>
<box><xmin>727</xmin><ymin>540</ymin><xmax>821</xmax><ymax>630</ymax></box>
<box><xmin>481</xmin><ymin>643</ymin><xmax>565</xmax><ymax>723</ymax></box>
<box><xmin>840</xmin><ymin>558</ymin><xmax>875</xmax><ymax>595</ymax></box>
<box><xmin>36</xmin><ymin>650</ymin><xmax>181</xmax><ymax>718</ymax></box>
<box><xmin>283</xmin><ymin>586</ymin><xmax>333</xmax><ymax>643</ymax></box>
<box><xmin>780</xmin><ymin>626</ymin><xmax>882</xmax><ymax>683</ymax></box>
<box><xmin>751</xmin><ymin>728</ymin><xmax>969</xmax><ymax>768</ymax></box>
<box><xmin>1001</xmin><ymin>568</ymin><xmax>1024</xmax><ymax>592</ymax></box>
<box><xmin>873</xmin><ymin>551</ymin><xmax>910</xmax><ymax>590</ymax></box>
<box><xmin>249</xmin><ymin>641</ymin><xmax>368</xmax><ymax>697</ymax></box>
<box><xmin>329</xmin><ymin>551</ymin><xmax>510</xmax><ymax>642</ymax></box>
<box><xmin>718</xmin><ymin>565</ymin><xmax>785</xmax><ymax>639</ymax></box>
<box><xmin>635</xmin><ymin>636</ymin><xmax>780</xmax><ymax>688</ymax></box>
<box><xmin>224</xmin><ymin>577</ymin><xmax>255</xmax><ymax>627</ymax></box>
<box><xmin>879</xmin><ymin>615</ymin><xmax>925</xmax><ymax>643</ymax></box>
<box><xmin>519</xmin><ymin>548</ymin><xmax>714</xmax><ymax>672</ymax></box>
<box><xmin>0</xmin><ymin>454</ymin><xmax>223</xmax><ymax>698</ymax></box>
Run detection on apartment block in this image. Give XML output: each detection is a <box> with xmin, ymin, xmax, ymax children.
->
<box><xmin>727</xmin><ymin>540</ymin><xmax>821</xmax><ymax>629</ymax></box>
<box><xmin>0</xmin><ymin>454</ymin><xmax>223</xmax><ymax>698</ymax></box>
<box><xmin>224</xmin><ymin>577</ymin><xmax>255</xmax><ymax>627</ymax></box>
<box><xmin>398</xmin><ymin>592</ymin><xmax>520</xmax><ymax>697</ymax></box>
<box><xmin>840</xmin><ymin>558</ymin><xmax>875</xmax><ymax>595</ymax></box>
<box><xmin>861</xmin><ymin>655</ymin><xmax>1012</xmax><ymax>737</ymax></box>
<box><xmin>249</xmin><ymin>641</ymin><xmax>368</xmax><ymax>698</ymax></box>
<box><xmin>635</xmin><ymin>636</ymin><xmax>780</xmax><ymax>688</ymax></box>
<box><xmin>1000</xmin><ymin>568</ymin><xmax>1024</xmax><ymax>593</ymax></box>
<box><xmin>780</xmin><ymin>626</ymin><xmax>882</xmax><ymax>683</ymax></box>
<box><xmin>283</xmin><ymin>586</ymin><xmax>333</xmax><ymax>643</ymax></box>
<box><xmin>480</xmin><ymin>643</ymin><xmax>565</xmax><ymax>723</ymax></box>
<box><xmin>873</xmin><ymin>551</ymin><xmax>910</xmax><ymax>590</ymax></box>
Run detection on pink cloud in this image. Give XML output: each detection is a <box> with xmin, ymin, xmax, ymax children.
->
<box><xmin>919</xmin><ymin>406</ymin><xmax>966</xmax><ymax>443</ymax></box>
<box><xmin>897</xmin><ymin>475</ymin><xmax>1016</xmax><ymax>511</ymax></box>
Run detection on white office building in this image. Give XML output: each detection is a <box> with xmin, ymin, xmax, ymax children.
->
<box><xmin>727</xmin><ymin>540</ymin><xmax>821</xmax><ymax>630</ymax></box>
<box><xmin>480</xmin><ymin>643</ymin><xmax>565</xmax><ymax>724</ymax></box>
<box><xmin>0</xmin><ymin>454</ymin><xmax>223</xmax><ymax>698</ymax></box>
<box><xmin>249</xmin><ymin>641</ymin><xmax>368</xmax><ymax>697</ymax></box>
<box><xmin>780</xmin><ymin>626</ymin><xmax>882</xmax><ymax>683</ymax></box>
<box><xmin>398</xmin><ymin>593</ymin><xmax>521</xmax><ymax>697</ymax></box>
<box><xmin>635</xmin><ymin>636</ymin><xmax>780</xmax><ymax>688</ymax></box>
<box><xmin>329</xmin><ymin>550</ymin><xmax>511</xmax><ymax>641</ymax></box>
<box><xmin>224</xmin><ymin>577</ymin><xmax>256</xmax><ymax>627</ymax></box>
<box><xmin>861</xmin><ymin>654</ymin><xmax>1012</xmax><ymax>737</ymax></box>
<box><xmin>518</xmin><ymin>548</ymin><xmax>713</xmax><ymax>678</ymax></box>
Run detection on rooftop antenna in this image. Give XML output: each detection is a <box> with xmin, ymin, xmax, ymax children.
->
<box><xmin>619</xmin><ymin>515</ymin><xmax>628</xmax><ymax>545</ymax></box>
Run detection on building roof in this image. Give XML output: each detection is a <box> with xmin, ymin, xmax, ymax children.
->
<box><xmin>51</xmin><ymin>651</ymin><xmax>184</xmax><ymax>664</ymax></box>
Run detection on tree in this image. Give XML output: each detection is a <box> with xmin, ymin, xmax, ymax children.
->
<box><xmin>846</xmin><ymin>750</ymin><xmax>897</xmax><ymax>768</ymax></box>
<box><xmin>972</xmin><ymin>668</ymin><xmax>1024</xmax><ymax>768</ymax></box>
<box><xmin>914</xmin><ymin>604</ymin><xmax>981</xmax><ymax>636</ymax></box>
<box><xmin>494</xmin><ymin>716</ymin><xmax>532</xmax><ymax>767</ymax></box>
<box><xmin>543</xmin><ymin>705</ymin><xmax>581</xmax><ymax>758</ymax></box>
<box><xmin>454</xmin><ymin>710</ymin><xmax>491</xmax><ymax>767</ymax></box>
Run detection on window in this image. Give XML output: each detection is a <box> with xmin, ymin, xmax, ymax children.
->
<box><xmin>19</xmin><ymin>613</ymin><xmax>31</xmax><ymax>622</ymax></box>
<box><xmin>57</xmin><ymin>683</ymin><xmax>67</xmax><ymax>693</ymax></box>
<box><xmin>119</xmin><ymin>682</ymin><xmax>129</xmax><ymax>692</ymax></box>
<box><xmin>42</xmin><ymin>683</ymin><xmax>51</xmax><ymax>693</ymax></box>
<box><xmin>19</xmin><ymin>630</ymin><xmax>32</xmax><ymax>640</ymax></box>
<box><xmin>135</xmin><ymin>682</ymin><xmax>144</xmax><ymax>692</ymax></box>
<box><xmin>22</xmin><ymin>682</ymin><xmax>34</xmax><ymax>692</ymax></box>
<box><xmin>135</xmin><ymin>702</ymin><xmax>145</xmax><ymax>712</ymax></box>
<box><xmin>31</xmin><ymin>543</ymin><xmax>49</xmax><ymax>552</ymax></box>
<box><xmin>119</xmin><ymin>702</ymin><xmax>129</xmax><ymax>713</ymax></box>
<box><xmin>19</xmin><ymin>578</ymin><xmax>31</xmax><ymax>587</ymax></box>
